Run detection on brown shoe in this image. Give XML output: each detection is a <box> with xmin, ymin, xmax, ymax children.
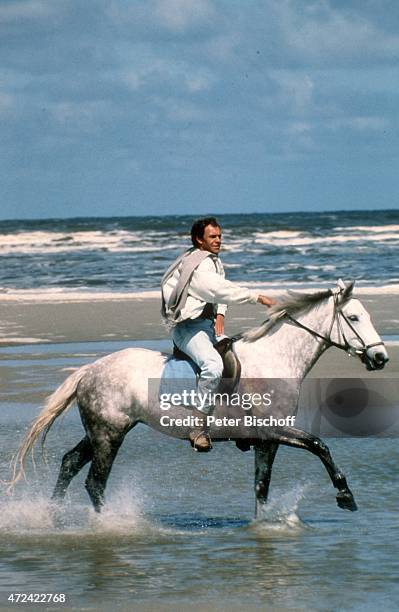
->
<box><xmin>189</xmin><ymin>431</ymin><xmax>212</xmax><ymax>452</ymax></box>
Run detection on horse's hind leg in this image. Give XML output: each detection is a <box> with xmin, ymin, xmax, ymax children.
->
<box><xmin>51</xmin><ymin>436</ymin><xmax>93</xmax><ymax>502</ymax></box>
<box><xmin>254</xmin><ymin>441</ymin><xmax>279</xmax><ymax>518</ymax></box>
<box><xmin>273</xmin><ymin>426</ymin><xmax>357</xmax><ymax>511</ymax></box>
<box><xmin>85</xmin><ymin>429</ymin><xmax>125</xmax><ymax>513</ymax></box>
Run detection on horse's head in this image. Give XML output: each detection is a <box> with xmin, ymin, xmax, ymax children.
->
<box><xmin>331</xmin><ymin>280</ymin><xmax>389</xmax><ymax>371</ymax></box>
<box><xmin>243</xmin><ymin>280</ymin><xmax>389</xmax><ymax>372</ymax></box>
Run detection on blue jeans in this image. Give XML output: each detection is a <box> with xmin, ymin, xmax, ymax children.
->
<box><xmin>172</xmin><ymin>318</ymin><xmax>224</xmax><ymax>415</ymax></box>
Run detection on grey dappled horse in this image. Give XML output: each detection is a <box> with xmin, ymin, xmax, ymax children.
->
<box><xmin>11</xmin><ymin>281</ymin><xmax>389</xmax><ymax>516</ymax></box>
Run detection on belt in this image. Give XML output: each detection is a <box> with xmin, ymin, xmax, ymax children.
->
<box><xmin>197</xmin><ymin>303</ymin><xmax>215</xmax><ymax>320</ymax></box>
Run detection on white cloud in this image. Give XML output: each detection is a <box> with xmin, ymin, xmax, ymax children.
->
<box><xmin>0</xmin><ymin>0</ymin><xmax>54</xmax><ymax>22</ymax></box>
<box><xmin>153</xmin><ymin>97</ymin><xmax>206</xmax><ymax>123</ymax></box>
<box><xmin>51</xmin><ymin>100</ymin><xmax>110</xmax><ymax>131</ymax></box>
<box><xmin>0</xmin><ymin>69</ymin><xmax>32</xmax><ymax>90</ymax></box>
<box><xmin>287</xmin><ymin>122</ymin><xmax>312</xmax><ymax>135</ymax></box>
<box><xmin>0</xmin><ymin>92</ymin><xmax>14</xmax><ymax>114</ymax></box>
<box><xmin>328</xmin><ymin>116</ymin><xmax>388</xmax><ymax>132</ymax></box>
<box><xmin>273</xmin><ymin>0</ymin><xmax>399</xmax><ymax>61</ymax></box>
<box><xmin>118</xmin><ymin>54</ymin><xmax>215</xmax><ymax>94</ymax></box>
<box><xmin>120</xmin><ymin>71</ymin><xmax>142</xmax><ymax>92</ymax></box>
<box><xmin>269</xmin><ymin>70</ymin><xmax>315</xmax><ymax>114</ymax></box>
<box><xmin>205</xmin><ymin>33</ymin><xmax>240</xmax><ymax>62</ymax></box>
<box><xmin>186</xmin><ymin>73</ymin><xmax>211</xmax><ymax>93</ymax></box>
<box><xmin>154</xmin><ymin>0</ymin><xmax>214</xmax><ymax>32</ymax></box>
<box><xmin>283</xmin><ymin>120</ymin><xmax>317</xmax><ymax>155</ymax></box>
<box><xmin>350</xmin><ymin>117</ymin><xmax>388</xmax><ymax>131</ymax></box>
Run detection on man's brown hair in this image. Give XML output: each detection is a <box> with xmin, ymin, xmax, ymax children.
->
<box><xmin>190</xmin><ymin>217</ymin><xmax>220</xmax><ymax>247</ymax></box>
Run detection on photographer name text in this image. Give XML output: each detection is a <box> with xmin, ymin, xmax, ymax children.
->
<box><xmin>159</xmin><ymin>415</ymin><xmax>296</xmax><ymax>427</ymax></box>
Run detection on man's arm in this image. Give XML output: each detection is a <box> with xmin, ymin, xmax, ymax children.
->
<box><xmin>190</xmin><ymin>261</ymin><xmax>276</xmax><ymax>307</ymax></box>
<box><xmin>213</xmin><ymin>261</ymin><xmax>275</xmax><ymax>335</ymax></box>
<box><xmin>215</xmin><ymin>295</ymin><xmax>276</xmax><ymax>337</ymax></box>
<box><xmin>215</xmin><ymin>313</ymin><xmax>225</xmax><ymax>336</ymax></box>
<box><xmin>190</xmin><ymin>260</ymin><xmax>259</xmax><ymax>305</ymax></box>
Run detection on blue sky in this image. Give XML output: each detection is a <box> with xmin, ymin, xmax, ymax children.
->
<box><xmin>1</xmin><ymin>0</ymin><xmax>398</xmax><ymax>219</ymax></box>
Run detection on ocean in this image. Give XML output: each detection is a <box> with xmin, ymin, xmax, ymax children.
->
<box><xmin>1</xmin><ymin>209</ymin><xmax>399</xmax><ymax>293</ymax></box>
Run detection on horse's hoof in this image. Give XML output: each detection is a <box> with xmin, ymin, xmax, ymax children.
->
<box><xmin>336</xmin><ymin>490</ymin><xmax>358</xmax><ymax>512</ymax></box>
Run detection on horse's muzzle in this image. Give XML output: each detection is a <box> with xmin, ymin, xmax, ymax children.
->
<box><xmin>361</xmin><ymin>349</ymin><xmax>389</xmax><ymax>371</ymax></box>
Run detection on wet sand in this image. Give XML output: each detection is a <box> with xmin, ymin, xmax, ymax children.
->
<box><xmin>0</xmin><ymin>290</ymin><xmax>398</xmax><ymax>378</ymax></box>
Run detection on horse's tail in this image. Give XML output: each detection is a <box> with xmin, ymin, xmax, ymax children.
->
<box><xmin>8</xmin><ymin>364</ymin><xmax>90</xmax><ymax>490</ymax></box>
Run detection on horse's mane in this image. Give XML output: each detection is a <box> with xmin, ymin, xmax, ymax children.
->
<box><xmin>243</xmin><ymin>282</ymin><xmax>354</xmax><ymax>343</ymax></box>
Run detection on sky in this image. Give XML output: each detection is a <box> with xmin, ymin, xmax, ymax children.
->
<box><xmin>1</xmin><ymin>0</ymin><xmax>398</xmax><ymax>219</ymax></box>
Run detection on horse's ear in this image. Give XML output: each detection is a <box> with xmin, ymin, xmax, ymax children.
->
<box><xmin>342</xmin><ymin>280</ymin><xmax>355</xmax><ymax>300</ymax></box>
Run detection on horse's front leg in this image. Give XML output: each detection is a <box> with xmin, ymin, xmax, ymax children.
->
<box><xmin>271</xmin><ymin>426</ymin><xmax>357</xmax><ymax>511</ymax></box>
<box><xmin>254</xmin><ymin>441</ymin><xmax>279</xmax><ymax>518</ymax></box>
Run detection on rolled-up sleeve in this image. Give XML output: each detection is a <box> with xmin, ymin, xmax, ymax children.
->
<box><xmin>216</xmin><ymin>303</ymin><xmax>228</xmax><ymax>316</ymax></box>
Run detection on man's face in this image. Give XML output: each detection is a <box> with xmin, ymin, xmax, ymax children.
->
<box><xmin>197</xmin><ymin>224</ymin><xmax>222</xmax><ymax>254</ymax></box>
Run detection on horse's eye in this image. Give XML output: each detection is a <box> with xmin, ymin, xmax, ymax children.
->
<box><xmin>348</xmin><ymin>315</ymin><xmax>359</xmax><ymax>322</ymax></box>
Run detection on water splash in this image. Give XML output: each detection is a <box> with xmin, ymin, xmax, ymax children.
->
<box><xmin>252</xmin><ymin>483</ymin><xmax>311</xmax><ymax>534</ymax></box>
<box><xmin>1</xmin><ymin>480</ymin><xmax>309</xmax><ymax>539</ymax></box>
<box><xmin>0</xmin><ymin>484</ymin><xmax>146</xmax><ymax>536</ymax></box>
<box><xmin>87</xmin><ymin>486</ymin><xmax>156</xmax><ymax>536</ymax></box>
<box><xmin>0</xmin><ymin>495</ymin><xmax>54</xmax><ymax>533</ymax></box>
<box><xmin>0</xmin><ymin>484</ymin><xmax>189</xmax><ymax>540</ymax></box>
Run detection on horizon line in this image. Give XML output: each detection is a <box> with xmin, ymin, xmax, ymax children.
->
<box><xmin>0</xmin><ymin>206</ymin><xmax>398</xmax><ymax>224</ymax></box>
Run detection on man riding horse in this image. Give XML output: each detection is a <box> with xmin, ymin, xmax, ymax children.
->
<box><xmin>161</xmin><ymin>217</ymin><xmax>276</xmax><ymax>451</ymax></box>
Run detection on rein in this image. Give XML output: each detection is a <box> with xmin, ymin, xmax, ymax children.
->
<box><xmin>284</xmin><ymin>291</ymin><xmax>384</xmax><ymax>356</ymax></box>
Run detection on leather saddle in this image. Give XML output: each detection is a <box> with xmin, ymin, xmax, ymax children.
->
<box><xmin>172</xmin><ymin>336</ymin><xmax>241</xmax><ymax>395</ymax></box>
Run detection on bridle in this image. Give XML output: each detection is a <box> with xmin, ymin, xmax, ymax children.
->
<box><xmin>284</xmin><ymin>290</ymin><xmax>385</xmax><ymax>358</ymax></box>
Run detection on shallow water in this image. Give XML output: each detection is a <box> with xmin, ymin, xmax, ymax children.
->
<box><xmin>1</xmin><ymin>341</ymin><xmax>398</xmax><ymax>611</ymax></box>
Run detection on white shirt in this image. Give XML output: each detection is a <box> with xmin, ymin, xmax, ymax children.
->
<box><xmin>162</xmin><ymin>254</ymin><xmax>259</xmax><ymax>321</ymax></box>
